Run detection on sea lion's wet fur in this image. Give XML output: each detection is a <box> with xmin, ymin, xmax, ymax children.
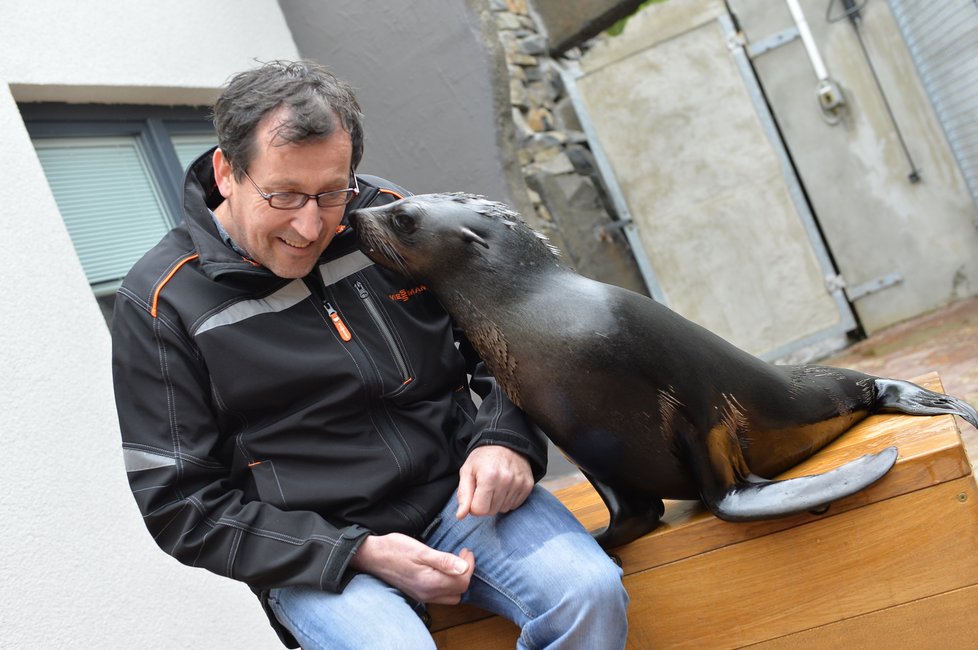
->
<box><xmin>349</xmin><ymin>193</ymin><xmax>978</xmax><ymax>547</ymax></box>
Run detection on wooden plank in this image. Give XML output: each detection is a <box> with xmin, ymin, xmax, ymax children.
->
<box><xmin>746</xmin><ymin>583</ymin><xmax>978</xmax><ymax>648</ymax></box>
<box><xmin>624</xmin><ymin>475</ymin><xmax>978</xmax><ymax>648</ymax></box>
<box><xmin>428</xmin><ymin>602</ymin><xmax>507</xmax><ymax>635</ymax></box>
<box><xmin>433</xmin><ymin>615</ymin><xmax>519</xmax><ymax>649</ymax></box>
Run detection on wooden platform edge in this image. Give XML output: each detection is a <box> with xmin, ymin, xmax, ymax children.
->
<box><xmin>744</xmin><ymin>583</ymin><xmax>978</xmax><ymax>648</ymax></box>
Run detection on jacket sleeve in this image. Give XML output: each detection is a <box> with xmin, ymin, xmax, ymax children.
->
<box><xmin>456</xmin><ymin>333</ymin><xmax>550</xmax><ymax>482</ymax></box>
<box><xmin>112</xmin><ymin>285</ymin><xmax>369</xmax><ymax>593</ymax></box>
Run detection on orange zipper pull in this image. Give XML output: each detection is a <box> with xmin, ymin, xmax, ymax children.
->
<box><xmin>324</xmin><ymin>302</ymin><xmax>353</xmax><ymax>342</ymax></box>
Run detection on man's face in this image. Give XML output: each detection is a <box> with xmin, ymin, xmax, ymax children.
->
<box><xmin>213</xmin><ymin>111</ymin><xmax>354</xmax><ymax>279</ymax></box>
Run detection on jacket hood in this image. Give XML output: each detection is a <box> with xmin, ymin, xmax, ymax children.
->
<box><xmin>182</xmin><ymin>147</ymin><xmax>271</xmax><ymax>281</ymax></box>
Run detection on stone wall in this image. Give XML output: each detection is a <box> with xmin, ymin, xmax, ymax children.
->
<box><xmin>486</xmin><ymin>0</ymin><xmax>648</xmax><ymax>295</ymax></box>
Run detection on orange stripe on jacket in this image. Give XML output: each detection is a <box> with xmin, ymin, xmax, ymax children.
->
<box><xmin>151</xmin><ymin>253</ymin><xmax>199</xmax><ymax>318</ymax></box>
<box><xmin>378</xmin><ymin>188</ymin><xmax>404</xmax><ymax>200</ymax></box>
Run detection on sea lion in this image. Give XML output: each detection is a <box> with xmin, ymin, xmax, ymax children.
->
<box><xmin>348</xmin><ymin>193</ymin><xmax>978</xmax><ymax>548</ymax></box>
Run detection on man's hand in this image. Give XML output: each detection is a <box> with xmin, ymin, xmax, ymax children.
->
<box><xmin>349</xmin><ymin>533</ymin><xmax>475</xmax><ymax>605</ymax></box>
<box><xmin>456</xmin><ymin>445</ymin><xmax>534</xmax><ymax>520</ymax></box>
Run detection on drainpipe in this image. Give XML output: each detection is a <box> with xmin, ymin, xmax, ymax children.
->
<box><xmin>784</xmin><ymin>0</ymin><xmax>848</xmax><ymax>124</ymax></box>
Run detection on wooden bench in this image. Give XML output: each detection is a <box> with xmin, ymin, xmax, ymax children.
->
<box><xmin>430</xmin><ymin>372</ymin><xmax>978</xmax><ymax>647</ymax></box>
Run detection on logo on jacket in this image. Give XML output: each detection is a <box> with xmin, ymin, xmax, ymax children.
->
<box><xmin>389</xmin><ymin>285</ymin><xmax>429</xmax><ymax>302</ymax></box>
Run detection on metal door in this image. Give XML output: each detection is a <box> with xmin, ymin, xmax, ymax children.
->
<box><xmin>563</xmin><ymin>0</ymin><xmax>855</xmax><ymax>360</ymax></box>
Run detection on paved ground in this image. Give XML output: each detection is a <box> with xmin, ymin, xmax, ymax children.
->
<box><xmin>542</xmin><ymin>296</ymin><xmax>978</xmax><ymax>488</ymax></box>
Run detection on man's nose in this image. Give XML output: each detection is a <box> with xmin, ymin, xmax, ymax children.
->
<box><xmin>290</xmin><ymin>202</ymin><xmax>326</xmax><ymax>240</ymax></box>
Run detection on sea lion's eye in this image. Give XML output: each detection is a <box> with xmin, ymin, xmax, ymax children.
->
<box><xmin>391</xmin><ymin>211</ymin><xmax>416</xmax><ymax>234</ymax></box>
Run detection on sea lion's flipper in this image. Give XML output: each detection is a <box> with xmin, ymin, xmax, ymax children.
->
<box><xmin>584</xmin><ymin>473</ymin><xmax>664</xmax><ymax>548</ymax></box>
<box><xmin>875</xmin><ymin>378</ymin><xmax>978</xmax><ymax>429</ymax></box>
<box><xmin>709</xmin><ymin>446</ymin><xmax>898</xmax><ymax>521</ymax></box>
<box><xmin>679</xmin><ymin>416</ymin><xmax>898</xmax><ymax>522</ymax></box>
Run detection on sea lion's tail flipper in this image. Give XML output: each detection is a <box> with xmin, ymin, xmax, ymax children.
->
<box><xmin>585</xmin><ymin>473</ymin><xmax>665</xmax><ymax>549</ymax></box>
<box><xmin>708</xmin><ymin>446</ymin><xmax>898</xmax><ymax>522</ymax></box>
<box><xmin>875</xmin><ymin>378</ymin><xmax>978</xmax><ymax>429</ymax></box>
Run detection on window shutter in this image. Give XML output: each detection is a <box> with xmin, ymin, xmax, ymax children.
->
<box><xmin>34</xmin><ymin>136</ymin><xmax>173</xmax><ymax>288</ymax></box>
<box><xmin>171</xmin><ymin>134</ymin><xmax>219</xmax><ymax>171</ymax></box>
<box><xmin>888</xmin><ymin>0</ymin><xmax>978</xmax><ymax>210</ymax></box>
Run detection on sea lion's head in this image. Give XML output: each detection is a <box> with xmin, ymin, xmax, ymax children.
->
<box><xmin>348</xmin><ymin>193</ymin><xmax>560</xmax><ymax>282</ymax></box>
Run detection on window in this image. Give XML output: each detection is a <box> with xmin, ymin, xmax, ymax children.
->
<box><xmin>23</xmin><ymin>104</ymin><xmax>217</xmax><ymax>324</ymax></box>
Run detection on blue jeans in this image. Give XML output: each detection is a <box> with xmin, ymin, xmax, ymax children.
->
<box><xmin>268</xmin><ymin>486</ymin><xmax>628</xmax><ymax>649</ymax></box>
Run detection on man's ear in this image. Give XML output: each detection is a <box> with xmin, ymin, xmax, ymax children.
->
<box><xmin>212</xmin><ymin>148</ymin><xmax>234</xmax><ymax>198</ymax></box>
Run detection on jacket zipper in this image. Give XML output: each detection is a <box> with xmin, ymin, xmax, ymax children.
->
<box><xmin>311</xmin><ymin>278</ymin><xmax>414</xmax><ymax>480</ymax></box>
<box><xmin>323</xmin><ymin>302</ymin><xmax>352</xmax><ymax>342</ymax></box>
<box><xmin>354</xmin><ymin>280</ymin><xmax>413</xmax><ymax>385</ymax></box>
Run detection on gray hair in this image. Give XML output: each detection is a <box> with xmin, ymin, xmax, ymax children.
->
<box><xmin>213</xmin><ymin>60</ymin><xmax>364</xmax><ymax>179</ymax></box>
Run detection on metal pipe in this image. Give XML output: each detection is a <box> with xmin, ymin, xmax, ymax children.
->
<box><xmin>785</xmin><ymin>0</ymin><xmax>830</xmax><ymax>81</ymax></box>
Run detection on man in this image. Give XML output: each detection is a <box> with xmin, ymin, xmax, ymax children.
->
<box><xmin>112</xmin><ymin>60</ymin><xmax>627</xmax><ymax>648</ymax></box>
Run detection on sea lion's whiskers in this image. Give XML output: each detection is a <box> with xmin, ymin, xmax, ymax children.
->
<box><xmin>381</xmin><ymin>242</ymin><xmax>410</xmax><ymax>275</ymax></box>
<box><xmin>359</xmin><ymin>226</ymin><xmax>409</xmax><ymax>275</ymax></box>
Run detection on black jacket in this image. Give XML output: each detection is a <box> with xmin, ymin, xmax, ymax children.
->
<box><xmin>112</xmin><ymin>149</ymin><xmax>547</xmax><ymax>599</ymax></box>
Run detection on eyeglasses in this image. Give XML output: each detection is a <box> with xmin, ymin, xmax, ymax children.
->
<box><xmin>241</xmin><ymin>168</ymin><xmax>359</xmax><ymax>209</ymax></box>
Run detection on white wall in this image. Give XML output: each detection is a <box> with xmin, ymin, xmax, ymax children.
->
<box><xmin>0</xmin><ymin>2</ymin><xmax>298</xmax><ymax>647</ymax></box>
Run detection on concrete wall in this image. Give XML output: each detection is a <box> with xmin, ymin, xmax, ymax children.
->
<box><xmin>0</xmin><ymin>2</ymin><xmax>296</xmax><ymax>647</ymax></box>
<box><xmin>278</xmin><ymin>0</ymin><xmax>527</xmax><ymax>210</ymax></box>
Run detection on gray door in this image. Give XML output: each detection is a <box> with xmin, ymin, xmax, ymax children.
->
<box><xmin>564</xmin><ymin>0</ymin><xmax>855</xmax><ymax>360</ymax></box>
<box><xmin>729</xmin><ymin>0</ymin><xmax>978</xmax><ymax>334</ymax></box>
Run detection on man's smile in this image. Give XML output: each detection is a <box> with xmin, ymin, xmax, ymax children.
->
<box><xmin>281</xmin><ymin>237</ymin><xmax>313</xmax><ymax>249</ymax></box>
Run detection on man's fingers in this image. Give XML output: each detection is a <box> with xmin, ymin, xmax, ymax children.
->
<box><xmin>501</xmin><ymin>475</ymin><xmax>533</xmax><ymax>513</ymax></box>
<box><xmin>458</xmin><ymin>445</ymin><xmax>534</xmax><ymax>517</ymax></box>
<box><xmin>456</xmin><ymin>548</ymin><xmax>475</xmax><ymax>578</ymax></box>
<box><xmin>468</xmin><ymin>483</ymin><xmax>496</xmax><ymax>517</ymax></box>
<box><xmin>353</xmin><ymin>533</ymin><xmax>478</xmax><ymax>605</ymax></box>
<box><xmin>420</xmin><ymin>547</ymin><xmax>471</xmax><ymax>576</ymax></box>
<box><xmin>456</xmin><ymin>469</ymin><xmax>474</xmax><ymax>519</ymax></box>
<box><xmin>413</xmin><ymin>548</ymin><xmax>476</xmax><ymax>605</ymax></box>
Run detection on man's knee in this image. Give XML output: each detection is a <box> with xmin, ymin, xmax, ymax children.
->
<box><xmin>568</xmin><ymin>552</ymin><xmax>629</xmax><ymax>611</ymax></box>
<box><xmin>520</xmin><ymin>547</ymin><xmax>628</xmax><ymax>648</ymax></box>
